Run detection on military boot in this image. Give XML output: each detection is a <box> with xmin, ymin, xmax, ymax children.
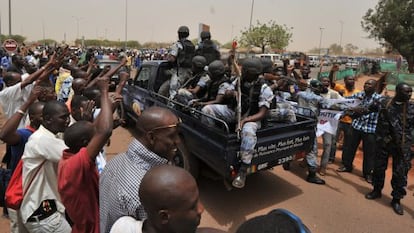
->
<box><xmin>232</xmin><ymin>164</ymin><xmax>248</xmax><ymax>188</ymax></box>
<box><xmin>306</xmin><ymin>170</ymin><xmax>326</xmax><ymax>185</ymax></box>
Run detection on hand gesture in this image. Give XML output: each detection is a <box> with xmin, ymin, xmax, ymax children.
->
<box><xmin>28</xmin><ymin>85</ymin><xmax>42</xmax><ymax>102</ymax></box>
<box><xmin>81</xmin><ymin>100</ymin><xmax>95</xmax><ymax>122</ymax></box>
<box><xmin>120</xmin><ymin>56</ymin><xmax>127</xmax><ymax>66</ymax></box>
<box><xmin>96</xmin><ymin>76</ymin><xmax>110</xmax><ymax>91</ymax></box>
<box><xmin>118</xmin><ymin>71</ymin><xmax>130</xmax><ymax>82</ymax></box>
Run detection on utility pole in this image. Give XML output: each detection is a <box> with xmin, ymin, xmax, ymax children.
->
<box><xmin>339</xmin><ymin>20</ymin><xmax>344</xmax><ymax>50</ymax></box>
<box><xmin>249</xmin><ymin>0</ymin><xmax>255</xmax><ymax>30</ymax></box>
<box><xmin>124</xmin><ymin>0</ymin><xmax>128</xmax><ymax>49</ymax></box>
<box><xmin>8</xmin><ymin>0</ymin><xmax>11</xmax><ymax>35</ymax></box>
<box><xmin>318</xmin><ymin>27</ymin><xmax>325</xmax><ymax>57</ymax></box>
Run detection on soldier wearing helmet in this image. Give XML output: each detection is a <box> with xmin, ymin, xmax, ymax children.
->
<box><xmin>191</xmin><ymin>60</ymin><xmax>232</xmax><ymax>125</ymax></box>
<box><xmin>167</xmin><ymin>26</ymin><xmax>196</xmax><ymax>99</ymax></box>
<box><xmin>199</xmin><ymin>58</ymin><xmax>274</xmax><ymax>188</ymax></box>
<box><xmin>195</xmin><ymin>31</ymin><xmax>221</xmax><ymax>65</ymax></box>
<box><xmin>175</xmin><ymin>56</ymin><xmax>211</xmax><ymax>105</ymax></box>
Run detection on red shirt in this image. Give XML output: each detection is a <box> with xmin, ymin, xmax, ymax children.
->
<box><xmin>58</xmin><ymin>148</ymin><xmax>99</xmax><ymax>233</ymax></box>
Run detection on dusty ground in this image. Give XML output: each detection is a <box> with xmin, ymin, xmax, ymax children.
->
<box><xmin>1</xmin><ymin>74</ymin><xmax>414</xmax><ymax>233</ymax></box>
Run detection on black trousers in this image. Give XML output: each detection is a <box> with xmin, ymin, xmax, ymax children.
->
<box><xmin>341</xmin><ymin>128</ymin><xmax>375</xmax><ymax>176</ymax></box>
<box><xmin>372</xmin><ymin>142</ymin><xmax>412</xmax><ymax>199</ymax></box>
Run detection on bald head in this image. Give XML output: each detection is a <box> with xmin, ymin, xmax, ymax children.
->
<box><xmin>139</xmin><ymin>165</ymin><xmax>197</xmax><ymax>212</ymax></box>
<box><xmin>139</xmin><ymin>165</ymin><xmax>203</xmax><ymax>233</ymax></box>
<box><xmin>135</xmin><ymin>106</ymin><xmax>179</xmax><ymax>135</ymax></box>
<box><xmin>71</xmin><ymin>78</ymin><xmax>87</xmax><ymax>95</ymax></box>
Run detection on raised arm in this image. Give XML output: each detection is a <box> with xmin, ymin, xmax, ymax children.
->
<box><xmin>0</xmin><ymin>86</ymin><xmax>41</xmax><ymax>144</ymax></box>
<box><xmin>86</xmin><ymin>76</ymin><xmax>113</xmax><ymax>161</ymax></box>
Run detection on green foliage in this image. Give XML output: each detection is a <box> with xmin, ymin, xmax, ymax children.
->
<box><xmin>240</xmin><ymin>20</ymin><xmax>292</xmax><ymax>53</ymax></box>
<box><xmin>37</xmin><ymin>39</ymin><xmax>57</xmax><ymax>46</ymax></box>
<box><xmin>328</xmin><ymin>43</ymin><xmax>343</xmax><ymax>55</ymax></box>
<box><xmin>344</xmin><ymin>43</ymin><xmax>358</xmax><ymax>55</ymax></box>
<box><xmin>0</xmin><ymin>34</ymin><xmax>26</xmax><ymax>44</ymax></box>
<box><xmin>362</xmin><ymin>0</ymin><xmax>414</xmax><ymax>72</ymax></box>
<box><xmin>74</xmin><ymin>39</ymin><xmax>141</xmax><ymax>48</ymax></box>
<box><xmin>142</xmin><ymin>41</ymin><xmax>171</xmax><ymax>49</ymax></box>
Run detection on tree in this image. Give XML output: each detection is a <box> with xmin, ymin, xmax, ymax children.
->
<box><xmin>328</xmin><ymin>43</ymin><xmax>343</xmax><ymax>55</ymax></box>
<box><xmin>0</xmin><ymin>34</ymin><xmax>26</xmax><ymax>44</ymax></box>
<box><xmin>240</xmin><ymin>20</ymin><xmax>292</xmax><ymax>53</ymax></box>
<box><xmin>362</xmin><ymin>0</ymin><xmax>414</xmax><ymax>72</ymax></box>
<box><xmin>344</xmin><ymin>43</ymin><xmax>358</xmax><ymax>55</ymax></box>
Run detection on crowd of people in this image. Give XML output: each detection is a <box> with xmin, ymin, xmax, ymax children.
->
<box><xmin>0</xmin><ymin>24</ymin><xmax>412</xmax><ymax>233</ymax></box>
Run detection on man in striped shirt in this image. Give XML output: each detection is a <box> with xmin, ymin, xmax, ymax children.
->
<box><xmin>99</xmin><ymin>107</ymin><xmax>181</xmax><ymax>233</ymax></box>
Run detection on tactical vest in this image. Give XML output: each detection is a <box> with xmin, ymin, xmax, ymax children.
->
<box><xmin>196</xmin><ymin>40</ymin><xmax>220</xmax><ymax>64</ymax></box>
<box><xmin>177</xmin><ymin>39</ymin><xmax>195</xmax><ymax>68</ymax></box>
<box><xmin>240</xmin><ymin>78</ymin><xmax>265</xmax><ymax>116</ymax></box>
<box><xmin>206</xmin><ymin>75</ymin><xmax>229</xmax><ymax>101</ymax></box>
<box><xmin>184</xmin><ymin>71</ymin><xmax>209</xmax><ymax>98</ymax></box>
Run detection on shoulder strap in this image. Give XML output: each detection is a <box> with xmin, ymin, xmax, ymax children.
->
<box><xmin>23</xmin><ymin>160</ymin><xmax>47</xmax><ymax>197</ymax></box>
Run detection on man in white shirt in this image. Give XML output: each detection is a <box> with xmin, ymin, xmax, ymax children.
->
<box><xmin>21</xmin><ymin>100</ymin><xmax>71</xmax><ymax>232</ymax></box>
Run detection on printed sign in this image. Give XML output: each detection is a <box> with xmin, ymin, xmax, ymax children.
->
<box><xmin>2</xmin><ymin>39</ymin><xmax>18</xmax><ymax>53</ymax></box>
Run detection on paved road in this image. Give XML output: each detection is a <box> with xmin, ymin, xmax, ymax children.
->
<box><xmin>1</xmin><ymin>73</ymin><xmax>414</xmax><ymax>233</ymax></box>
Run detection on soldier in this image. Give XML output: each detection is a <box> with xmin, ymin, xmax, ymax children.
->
<box><xmin>296</xmin><ymin>80</ymin><xmax>328</xmax><ymax>185</ymax></box>
<box><xmin>167</xmin><ymin>26</ymin><xmax>196</xmax><ymax>99</ymax></box>
<box><xmin>196</xmin><ymin>60</ymin><xmax>233</xmax><ymax>126</ymax></box>
<box><xmin>195</xmin><ymin>31</ymin><xmax>221</xmax><ymax>65</ymax></box>
<box><xmin>175</xmin><ymin>56</ymin><xmax>210</xmax><ymax>105</ymax></box>
<box><xmin>365</xmin><ymin>82</ymin><xmax>414</xmax><ymax>216</ymax></box>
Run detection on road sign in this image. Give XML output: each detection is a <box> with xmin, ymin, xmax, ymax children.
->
<box><xmin>3</xmin><ymin>39</ymin><xmax>18</xmax><ymax>53</ymax></box>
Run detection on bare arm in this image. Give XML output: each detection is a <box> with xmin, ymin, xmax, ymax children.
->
<box><xmin>86</xmin><ymin>76</ymin><xmax>113</xmax><ymax>161</ymax></box>
<box><xmin>0</xmin><ymin>86</ymin><xmax>41</xmax><ymax>144</ymax></box>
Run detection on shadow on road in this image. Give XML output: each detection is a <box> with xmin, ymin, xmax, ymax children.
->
<box><xmin>197</xmin><ymin>171</ymin><xmax>303</xmax><ymax>232</ymax></box>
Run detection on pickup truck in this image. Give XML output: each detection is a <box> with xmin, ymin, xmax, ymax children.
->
<box><xmin>122</xmin><ymin>60</ymin><xmax>316</xmax><ymax>187</ymax></box>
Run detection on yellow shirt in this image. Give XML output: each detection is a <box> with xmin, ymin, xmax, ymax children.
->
<box><xmin>341</xmin><ymin>86</ymin><xmax>361</xmax><ymax>124</ymax></box>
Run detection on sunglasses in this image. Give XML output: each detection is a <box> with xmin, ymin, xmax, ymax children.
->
<box><xmin>147</xmin><ymin>117</ymin><xmax>182</xmax><ymax>132</ymax></box>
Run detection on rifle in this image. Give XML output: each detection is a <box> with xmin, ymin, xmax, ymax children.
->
<box><xmin>231</xmin><ymin>40</ymin><xmax>242</xmax><ymax>140</ymax></box>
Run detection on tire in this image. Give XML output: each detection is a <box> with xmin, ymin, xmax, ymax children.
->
<box><xmin>173</xmin><ymin>142</ymin><xmax>200</xmax><ymax>179</ymax></box>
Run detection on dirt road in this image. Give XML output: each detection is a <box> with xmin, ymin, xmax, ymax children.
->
<box><xmin>1</xmin><ymin>74</ymin><xmax>414</xmax><ymax>233</ymax></box>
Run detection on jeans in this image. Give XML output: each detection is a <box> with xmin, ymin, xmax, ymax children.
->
<box><xmin>330</xmin><ymin>122</ymin><xmax>352</xmax><ymax>161</ymax></box>
<box><xmin>24</xmin><ymin>211</ymin><xmax>71</xmax><ymax>233</ymax></box>
<box><xmin>321</xmin><ymin>132</ymin><xmax>335</xmax><ymax>168</ymax></box>
<box><xmin>341</xmin><ymin>127</ymin><xmax>376</xmax><ymax>176</ymax></box>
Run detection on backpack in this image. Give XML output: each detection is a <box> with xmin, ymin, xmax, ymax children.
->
<box><xmin>5</xmin><ymin>159</ymin><xmax>45</xmax><ymax>210</ymax></box>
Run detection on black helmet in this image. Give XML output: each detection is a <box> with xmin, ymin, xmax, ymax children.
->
<box><xmin>310</xmin><ymin>79</ymin><xmax>323</xmax><ymax>88</ymax></box>
<box><xmin>260</xmin><ymin>58</ymin><xmax>273</xmax><ymax>74</ymax></box>
<box><xmin>208</xmin><ymin>60</ymin><xmax>225</xmax><ymax>77</ymax></box>
<box><xmin>178</xmin><ymin>26</ymin><xmax>189</xmax><ymax>33</ymax></box>
<box><xmin>178</xmin><ymin>26</ymin><xmax>189</xmax><ymax>38</ymax></box>
<box><xmin>200</xmin><ymin>31</ymin><xmax>211</xmax><ymax>40</ymax></box>
<box><xmin>192</xmin><ymin>56</ymin><xmax>207</xmax><ymax>68</ymax></box>
<box><xmin>242</xmin><ymin>58</ymin><xmax>263</xmax><ymax>76</ymax></box>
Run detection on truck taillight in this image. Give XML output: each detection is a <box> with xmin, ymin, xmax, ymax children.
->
<box><xmin>230</xmin><ymin>166</ymin><xmax>237</xmax><ymax>179</ymax></box>
<box><xmin>295</xmin><ymin>151</ymin><xmax>306</xmax><ymax>160</ymax></box>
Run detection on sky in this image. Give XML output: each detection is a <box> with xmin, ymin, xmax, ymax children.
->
<box><xmin>0</xmin><ymin>0</ymin><xmax>381</xmax><ymax>51</ymax></box>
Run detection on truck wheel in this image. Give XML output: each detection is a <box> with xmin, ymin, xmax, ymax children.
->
<box><xmin>283</xmin><ymin>162</ymin><xmax>290</xmax><ymax>170</ymax></box>
<box><xmin>173</xmin><ymin>142</ymin><xmax>200</xmax><ymax>179</ymax></box>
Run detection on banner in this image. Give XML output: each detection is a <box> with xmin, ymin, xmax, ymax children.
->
<box><xmin>316</xmin><ymin>109</ymin><xmax>342</xmax><ymax>137</ymax></box>
<box><xmin>316</xmin><ymin>98</ymin><xmax>361</xmax><ymax>136</ymax></box>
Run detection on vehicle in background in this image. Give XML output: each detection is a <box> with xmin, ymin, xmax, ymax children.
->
<box><xmin>256</xmin><ymin>53</ymin><xmax>284</xmax><ymax>67</ymax></box>
<box><xmin>308</xmin><ymin>55</ymin><xmax>320</xmax><ymax>67</ymax></box>
<box><xmin>345</xmin><ymin>57</ymin><xmax>359</xmax><ymax>70</ymax></box>
<box><xmin>96</xmin><ymin>59</ymin><xmax>125</xmax><ymax>91</ymax></box>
